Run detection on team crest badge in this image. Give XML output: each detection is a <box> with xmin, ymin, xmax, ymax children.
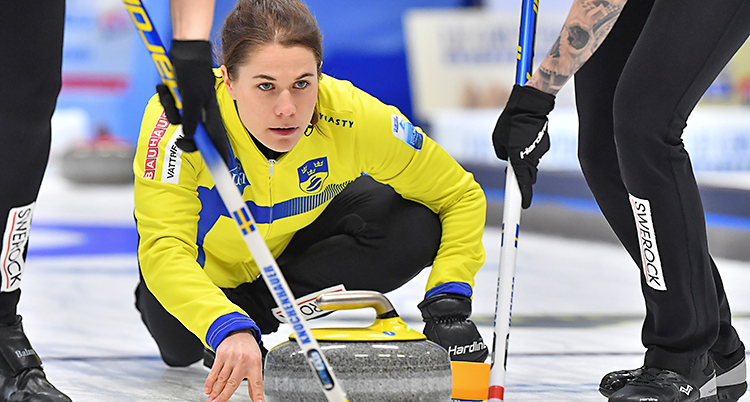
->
<box><xmin>298</xmin><ymin>157</ymin><xmax>329</xmax><ymax>194</ymax></box>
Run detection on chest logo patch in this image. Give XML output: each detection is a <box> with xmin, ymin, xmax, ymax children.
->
<box><xmin>298</xmin><ymin>157</ymin><xmax>329</xmax><ymax>194</ymax></box>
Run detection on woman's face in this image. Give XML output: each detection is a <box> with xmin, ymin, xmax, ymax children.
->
<box><xmin>221</xmin><ymin>44</ymin><xmax>319</xmax><ymax>153</ymax></box>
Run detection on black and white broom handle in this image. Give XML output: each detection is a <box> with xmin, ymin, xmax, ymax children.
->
<box><xmin>489</xmin><ymin>0</ymin><xmax>539</xmax><ymax>401</ymax></box>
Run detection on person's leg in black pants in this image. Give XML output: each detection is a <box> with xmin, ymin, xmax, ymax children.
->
<box><xmin>577</xmin><ymin>0</ymin><xmax>749</xmax><ymax>385</ymax></box>
<box><xmin>0</xmin><ymin>0</ymin><xmax>65</xmax><ymax>325</ymax></box>
<box><xmin>135</xmin><ymin>273</ymin><xmax>206</xmax><ymax>367</ymax></box>
<box><xmin>0</xmin><ymin>2</ymin><xmax>72</xmax><ymax>400</ymax></box>
<box><xmin>276</xmin><ymin>175</ymin><xmax>441</xmax><ymax>297</ymax></box>
<box><xmin>576</xmin><ymin>0</ymin><xmax>654</xmax><ymax>266</ymax></box>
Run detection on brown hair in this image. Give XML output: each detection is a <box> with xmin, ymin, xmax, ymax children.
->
<box><xmin>220</xmin><ymin>0</ymin><xmax>323</xmax><ymax>80</ymax></box>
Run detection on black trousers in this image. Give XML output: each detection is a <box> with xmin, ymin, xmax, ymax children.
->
<box><xmin>0</xmin><ymin>1</ymin><xmax>65</xmax><ymax>325</ymax></box>
<box><xmin>575</xmin><ymin>0</ymin><xmax>750</xmax><ymax>376</ymax></box>
<box><xmin>136</xmin><ymin>176</ymin><xmax>442</xmax><ymax>366</ymax></box>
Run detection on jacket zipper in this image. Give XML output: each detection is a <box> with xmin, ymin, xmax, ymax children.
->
<box><xmin>265</xmin><ymin>159</ymin><xmax>278</xmax><ymax>239</ymax></box>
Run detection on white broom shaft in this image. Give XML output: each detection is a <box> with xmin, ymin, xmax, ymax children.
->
<box><xmin>194</xmin><ymin>127</ymin><xmax>349</xmax><ymax>402</ymax></box>
<box><xmin>489</xmin><ymin>0</ymin><xmax>539</xmax><ymax>400</ymax></box>
<box><xmin>488</xmin><ymin>165</ymin><xmax>523</xmax><ymax>402</ymax></box>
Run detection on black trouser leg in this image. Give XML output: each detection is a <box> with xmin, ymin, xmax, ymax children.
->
<box><xmin>0</xmin><ymin>292</ymin><xmax>20</xmax><ymax>327</ymax></box>
<box><xmin>277</xmin><ymin>175</ymin><xmax>441</xmax><ymax>295</ymax></box>
<box><xmin>0</xmin><ymin>1</ymin><xmax>65</xmax><ymax>324</ymax></box>
<box><xmin>708</xmin><ymin>257</ymin><xmax>743</xmax><ymax>358</ymax></box>
<box><xmin>134</xmin><ymin>274</ymin><xmax>204</xmax><ymax>367</ymax></box>
<box><xmin>576</xmin><ymin>0</ymin><xmax>749</xmax><ymax>376</ymax></box>
<box><xmin>576</xmin><ymin>0</ymin><xmax>654</xmax><ymax>264</ymax></box>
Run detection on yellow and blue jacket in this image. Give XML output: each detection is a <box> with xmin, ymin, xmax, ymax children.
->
<box><xmin>134</xmin><ymin>73</ymin><xmax>486</xmax><ymax>351</ymax></box>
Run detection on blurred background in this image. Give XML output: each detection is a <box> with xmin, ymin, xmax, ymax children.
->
<box><xmin>53</xmin><ymin>0</ymin><xmax>750</xmax><ymax>184</ymax></box>
<box><xmin>23</xmin><ymin>2</ymin><xmax>750</xmax><ymax>400</ymax></box>
<box><xmin>53</xmin><ymin>0</ymin><xmax>750</xmax><ymax>260</ymax></box>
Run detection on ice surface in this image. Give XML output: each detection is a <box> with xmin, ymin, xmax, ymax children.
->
<box><xmin>15</xmin><ymin>175</ymin><xmax>750</xmax><ymax>401</ymax></box>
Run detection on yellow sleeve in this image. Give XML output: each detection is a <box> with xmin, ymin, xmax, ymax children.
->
<box><xmin>133</xmin><ymin>94</ymin><xmax>259</xmax><ymax>351</ymax></box>
<box><xmin>349</xmin><ymin>85</ymin><xmax>486</xmax><ymax>296</ymax></box>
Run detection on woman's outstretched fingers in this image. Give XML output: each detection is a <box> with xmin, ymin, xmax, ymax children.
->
<box><xmin>213</xmin><ymin>368</ymin><xmax>245</xmax><ymax>402</ymax></box>
<box><xmin>204</xmin><ymin>355</ymin><xmax>225</xmax><ymax>396</ymax></box>
<box><xmin>205</xmin><ymin>330</ymin><xmax>264</xmax><ymax>402</ymax></box>
<box><xmin>248</xmin><ymin>363</ymin><xmax>265</xmax><ymax>402</ymax></box>
<box><xmin>206</xmin><ymin>358</ymin><xmax>237</xmax><ymax>402</ymax></box>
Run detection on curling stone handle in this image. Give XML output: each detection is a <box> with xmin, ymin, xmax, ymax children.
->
<box><xmin>316</xmin><ymin>291</ymin><xmax>398</xmax><ymax>318</ymax></box>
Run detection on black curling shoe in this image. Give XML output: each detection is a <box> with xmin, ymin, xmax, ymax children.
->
<box><xmin>600</xmin><ymin>366</ymin><xmax>646</xmax><ymax>397</ymax></box>
<box><xmin>711</xmin><ymin>352</ymin><xmax>746</xmax><ymax>402</ymax></box>
<box><xmin>607</xmin><ymin>365</ymin><xmax>717</xmax><ymax>402</ymax></box>
<box><xmin>600</xmin><ymin>352</ymin><xmax>746</xmax><ymax>401</ymax></box>
<box><xmin>0</xmin><ymin>316</ymin><xmax>72</xmax><ymax>402</ymax></box>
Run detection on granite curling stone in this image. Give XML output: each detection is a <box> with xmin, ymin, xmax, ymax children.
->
<box><xmin>60</xmin><ymin>125</ymin><xmax>135</xmax><ymax>184</ymax></box>
<box><xmin>263</xmin><ymin>291</ymin><xmax>453</xmax><ymax>402</ymax></box>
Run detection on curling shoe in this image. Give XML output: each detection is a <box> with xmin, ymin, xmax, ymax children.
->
<box><xmin>600</xmin><ymin>351</ymin><xmax>746</xmax><ymax>401</ymax></box>
<box><xmin>600</xmin><ymin>366</ymin><xmax>645</xmax><ymax>398</ymax></box>
<box><xmin>607</xmin><ymin>364</ymin><xmax>717</xmax><ymax>402</ymax></box>
<box><xmin>0</xmin><ymin>316</ymin><xmax>72</xmax><ymax>402</ymax></box>
<box><xmin>712</xmin><ymin>350</ymin><xmax>746</xmax><ymax>401</ymax></box>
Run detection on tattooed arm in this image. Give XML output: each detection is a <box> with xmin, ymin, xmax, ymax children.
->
<box><xmin>526</xmin><ymin>0</ymin><xmax>627</xmax><ymax>95</ymax></box>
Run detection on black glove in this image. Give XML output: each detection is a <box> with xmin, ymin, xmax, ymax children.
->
<box><xmin>157</xmin><ymin>39</ymin><xmax>231</xmax><ymax>165</ymax></box>
<box><xmin>221</xmin><ymin>280</ymin><xmax>281</xmax><ymax>335</ymax></box>
<box><xmin>418</xmin><ymin>293</ymin><xmax>488</xmax><ymax>363</ymax></box>
<box><xmin>492</xmin><ymin>84</ymin><xmax>555</xmax><ymax>209</ymax></box>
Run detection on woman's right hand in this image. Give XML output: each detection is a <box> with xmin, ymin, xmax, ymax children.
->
<box><xmin>204</xmin><ymin>329</ymin><xmax>264</xmax><ymax>402</ymax></box>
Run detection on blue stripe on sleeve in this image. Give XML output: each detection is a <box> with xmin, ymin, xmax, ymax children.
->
<box><xmin>206</xmin><ymin>312</ymin><xmax>261</xmax><ymax>352</ymax></box>
<box><xmin>425</xmin><ymin>282</ymin><xmax>473</xmax><ymax>299</ymax></box>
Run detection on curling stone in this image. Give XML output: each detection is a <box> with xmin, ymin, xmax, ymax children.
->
<box><xmin>263</xmin><ymin>291</ymin><xmax>453</xmax><ymax>402</ymax></box>
<box><xmin>60</xmin><ymin>125</ymin><xmax>135</xmax><ymax>184</ymax></box>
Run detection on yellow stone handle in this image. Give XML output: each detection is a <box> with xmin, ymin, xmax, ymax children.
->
<box><xmin>316</xmin><ymin>290</ymin><xmax>396</xmax><ymax>317</ymax></box>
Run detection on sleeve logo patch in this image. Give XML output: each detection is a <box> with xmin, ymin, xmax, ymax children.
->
<box><xmin>391</xmin><ymin>114</ymin><xmax>423</xmax><ymax>151</ymax></box>
<box><xmin>160</xmin><ymin>126</ymin><xmax>184</xmax><ymax>184</ymax></box>
<box><xmin>143</xmin><ymin>111</ymin><xmax>170</xmax><ymax>180</ymax></box>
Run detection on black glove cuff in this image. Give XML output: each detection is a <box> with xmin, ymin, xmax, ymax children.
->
<box><xmin>222</xmin><ymin>281</ymin><xmax>281</xmax><ymax>335</ymax></box>
<box><xmin>506</xmin><ymin>84</ymin><xmax>556</xmax><ymax>115</ymax></box>
<box><xmin>156</xmin><ymin>83</ymin><xmax>182</xmax><ymax>125</ymax></box>
<box><xmin>170</xmin><ymin>40</ymin><xmax>214</xmax><ymax>62</ymax></box>
<box><xmin>418</xmin><ymin>293</ymin><xmax>472</xmax><ymax>322</ymax></box>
